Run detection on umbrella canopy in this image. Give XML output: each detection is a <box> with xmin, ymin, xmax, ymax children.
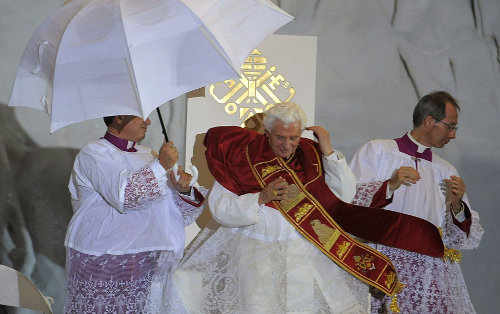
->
<box><xmin>8</xmin><ymin>0</ymin><xmax>293</xmax><ymax>132</ymax></box>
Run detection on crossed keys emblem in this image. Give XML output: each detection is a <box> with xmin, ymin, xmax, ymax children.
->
<box><xmin>209</xmin><ymin>49</ymin><xmax>296</xmax><ymax>125</ymax></box>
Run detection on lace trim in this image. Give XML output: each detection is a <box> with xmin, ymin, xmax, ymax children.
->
<box><xmin>352</xmin><ymin>181</ymin><xmax>384</xmax><ymax>207</ymax></box>
<box><xmin>64</xmin><ymin>249</ymin><xmax>161</xmax><ymax>313</ymax></box>
<box><xmin>167</xmin><ymin>227</ymin><xmax>369</xmax><ymax>313</ymax></box>
<box><xmin>443</xmin><ymin>207</ymin><xmax>483</xmax><ymax>250</ymax></box>
<box><xmin>123</xmin><ymin>167</ymin><xmax>161</xmax><ymax>210</ymax></box>
<box><xmin>369</xmin><ymin>246</ymin><xmax>476</xmax><ymax>314</ymax></box>
<box><xmin>173</xmin><ymin>186</ymin><xmax>208</xmax><ymax>226</ymax></box>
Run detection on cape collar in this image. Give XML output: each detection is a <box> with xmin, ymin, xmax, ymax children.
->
<box><xmin>394</xmin><ymin>132</ymin><xmax>432</xmax><ymax>162</ymax></box>
<box><xmin>103</xmin><ymin>132</ymin><xmax>137</xmax><ymax>152</ymax></box>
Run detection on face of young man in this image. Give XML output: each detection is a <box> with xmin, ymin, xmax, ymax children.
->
<box><xmin>119</xmin><ymin>116</ymin><xmax>151</xmax><ymax>142</ymax></box>
<box><xmin>266</xmin><ymin>119</ymin><xmax>302</xmax><ymax>159</ymax></box>
<box><xmin>428</xmin><ymin>102</ymin><xmax>458</xmax><ymax>148</ymax></box>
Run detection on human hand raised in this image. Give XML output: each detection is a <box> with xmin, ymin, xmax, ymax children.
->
<box><xmin>159</xmin><ymin>141</ymin><xmax>178</xmax><ymax>171</ymax></box>
<box><xmin>258</xmin><ymin>177</ymin><xmax>289</xmax><ymax>205</ymax></box>
<box><xmin>169</xmin><ymin>166</ymin><xmax>192</xmax><ymax>194</ymax></box>
<box><xmin>443</xmin><ymin>176</ymin><xmax>465</xmax><ymax>211</ymax></box>
<box><xmin>389</xmin><ymin>166</ymin><xmax>420</xmax><ymax>191</ymax></box>
<box><xmin>305</xmin><ymin>126</ymin><xmax>334</xmax><ymax>156</ymax></box>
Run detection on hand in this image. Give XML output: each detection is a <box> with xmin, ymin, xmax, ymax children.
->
<box><xmin>443</xmin><ymin>176</ymin><xmax>465</xmax><ymax>209</ymax></box>
<box><xmin>169</xmin><ymin>166</ymin><xmax>192</xmax><ymax>194</ymax></box>
<box><xmin>258</xmin><ymin>177</ymin><xmax>289</xmax><ymax>205</ymax></box>
<box><xmin>305</xmin><ymin>126</ymin><xmax>333</xmax><ymax>156</ymax></box>
<box><xmin>389</xmin><ymin>166</ymin><xmax>420</xmax><ymax>191</ymax></box>
<box><xmin>159</xmin><ymin>141</ymin><xmax>178</xmax><ymax>170</ymax></box>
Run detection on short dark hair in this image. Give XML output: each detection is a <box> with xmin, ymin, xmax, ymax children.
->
<box><xmin>412</xmin><ymin>91</ymin><xmax>460</xmax><ymax>127</ymax></box>
<box><xmin>103</xmin><ymin>116</ymin><xmax>115</xmax><ymax>126</ymax></box>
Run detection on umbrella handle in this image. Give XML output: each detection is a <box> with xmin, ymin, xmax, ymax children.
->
<box><xmin>172</xmin><ymin>163</ymin><xmax>199</xmax><ymax>187</ymax></box>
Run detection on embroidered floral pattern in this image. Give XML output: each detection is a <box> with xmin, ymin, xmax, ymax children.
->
<box><xmin>124</xmin><ymin>167</ymin><xmax>161</xmax><ymax>210</ymax></box>
<box><xmin>351</xmin><ymin>180</ymin><xmax>482</xmax><ymax>313</ymax></box>
<box><xmin>164</xmin><ymin>226</ymin><xmax>369</xmax><ymax>314</ymax></box>
<box><xmin>369</xmin><ymin>245</ymin><xmax>476</xmax><ymax>314</ymax></box>
<box><xmin>352</xmin><ymin>181</ymin><xmax>384</xmax><ymax>207</ymax></box>
<box><xmin>368</xmin><ymin>195</ymin><xmax>482</xmax><ymax>313</ymax></box>
<box><xmin>64</xmin><ymin>249</ymin><xmax>160</xmax><ymax>313</ymax></box>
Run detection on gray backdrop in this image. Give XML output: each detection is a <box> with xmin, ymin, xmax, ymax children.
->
<box><xmin>1</xmin><ymin>0</ymin><xmax>498</xmax><ymax>313</ymax></box>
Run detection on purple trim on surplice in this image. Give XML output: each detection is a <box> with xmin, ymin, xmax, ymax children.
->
<box><xmin>394</xmin><ymin>134</ymin><xmax>432</xmax><ymax>162</ymax></box>
<box><xmin>64</xmin><ymin>248</ymin><xmax>160</xmax><ymax>313</ymax></box>
<box><xmin>103</xmin><ymin>132</ymin><xmax>137</xmax><ymax>152</ymax></box>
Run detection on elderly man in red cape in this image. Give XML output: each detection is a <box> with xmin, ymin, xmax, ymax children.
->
<box><xmin>169</xmin><ymin>102</ymin><xmax>445</xmax><ymax>313</ymax></box>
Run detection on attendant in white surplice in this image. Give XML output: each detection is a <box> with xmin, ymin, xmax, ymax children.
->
<box><xmin>168</xmin><ymin>102</ymin><xmax>447</xmax><ymax>314</ymax></box>
<box><xmin>64</xmin><ymin>115</ymin><xmax>205</xmax><ymax>313</ymax></box>
<box><xmin>350</xmin><ymin>91</ymin><xmax>483</xmax><ymax>313</ymax></box>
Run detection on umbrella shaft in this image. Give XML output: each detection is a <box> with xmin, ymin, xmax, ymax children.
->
<box><xmin>156</xmin><ymin>108</ymin><xmax>169</xmax><ymax>142</ymax></box>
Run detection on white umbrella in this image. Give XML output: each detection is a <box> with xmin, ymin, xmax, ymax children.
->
<box><xmin>8</xmin><ymin>0</ymin><xmax>293</xmax><ymax>133</ymax></box>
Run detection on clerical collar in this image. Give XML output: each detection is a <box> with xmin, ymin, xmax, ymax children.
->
<box><xmin>394</xmin><ymin>133</ymin><xmax>432</xmax><ymax>162</ymax></box>
<box><xmin>103</xmin><ymin>132</ymin><xmax>137</xmax><ymax>152</ymax></box>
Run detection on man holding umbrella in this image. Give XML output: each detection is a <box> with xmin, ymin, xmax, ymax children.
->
<box><xmin>64</xmin><ymin>115</ymin><xmax>205</xmax><ymax>313</ymax></box>
<box><xmin>6</xmin><ymin>0</ymin><xmax>294</xmax><ymax>311</ymax></box>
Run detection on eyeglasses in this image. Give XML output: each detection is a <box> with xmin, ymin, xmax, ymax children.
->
<box><xmin>435</xmin><ymin>119</ymin><xmax>458</xmax><ymax>132</ymax></box>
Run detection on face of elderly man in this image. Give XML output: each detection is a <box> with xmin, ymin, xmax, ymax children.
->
<box><xmin>266</xmin><ymin>119</ymin><xmax>301</xmax><ymax>159</ymax></box>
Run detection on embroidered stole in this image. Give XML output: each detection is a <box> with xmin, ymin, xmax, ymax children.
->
<box><xmin>245</xmin><ymin>148</ymin><xmax>402</xmax><ymax>297</ymax></box>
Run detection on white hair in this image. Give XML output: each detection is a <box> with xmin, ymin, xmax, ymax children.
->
<box><xmin>263</xmin><ymin>102</ymin><xmax>307</xmax><ymax>132</ymax></box>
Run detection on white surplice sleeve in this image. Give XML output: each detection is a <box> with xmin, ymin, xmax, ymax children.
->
<box><xmin>350</xmin><ymin>140</ymin><xmax>385</xmax><ymax>183</ymax></box>
<box><xmin>208</xmin><ymin>181</ymin><xmax>262</xmax><ymax>227</ymax></box>
<box><xmin>73</xmin><ymin>150</ymin><xmax>167</xmax><ymax>213</ymax></box>
<box><xmin>323</xmin><ymin>150</ymin><xmax>357</xmax><ymax>203</ymax></box>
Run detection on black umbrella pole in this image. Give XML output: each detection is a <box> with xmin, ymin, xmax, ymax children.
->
<box><xmin>156</xmin><ymin>107</ymin><xmax>169</xmax><ymax>142</ymax></box>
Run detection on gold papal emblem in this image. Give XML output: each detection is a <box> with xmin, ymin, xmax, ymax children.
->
<box><xmin>353</xmin><ymin>254</ymin><xmax>376</xmax><ymax>272</ymax></box>
<box><xmin>209</xmin><ymin>49</ymin><xmax>296</xmax><ymax>125</ymax></box>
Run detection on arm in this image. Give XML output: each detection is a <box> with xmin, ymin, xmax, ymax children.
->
<box><xmin>74</xmin><ymin>151</ymin><xmax>168</xmax><ymax>213</ymax></box>
<box><xmin>323</xmin><ymin>151</ymin><xmax>357</xmax><ymax>203</ymax></box>
<box><xmin>173</xmin><ymin>185</ymin><xmax>208</xmax><ymax>226</ymax></box>
<box><xmin>443</xmin><ymin>195</ymin><xmax>483</xmax><ymax>250</ymax></box>
<box><xmin>441</xmin><ymin>171</ymin><xmax>483</xmax><ymax>249</ymax></box>
<box><xmin>208</xmin><ymin>181</ymin><xmax>262</xmax><ymax>227</ymax></box>
<box><xmin>74</xmin><ymin>142</ymin><xmax>181</xmax><ymax>213</ymax></box>
<box><xmin>352</xmin><ymin>180</ymin><xmax>392</xmax><ymax>208</ymax></box>
<box><xmin>350</xmin><ymin>141</ymin><xmax>381</xmax><ymax>183</ymax></box>
<box><xmin>305</xmin><ymin>126</ymin><xmax>356</xmax><ymax>202</ymax></box>
<box><xmin>350</xmin><ymin>141</ymin><xmax>394</xmax><ymax>207</ymax></box>
<box><xmin>350</xmin><ymin>141</ymin><xmax>419</xmax><ymax>205</ymax></box>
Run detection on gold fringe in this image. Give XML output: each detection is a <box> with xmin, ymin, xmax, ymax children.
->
<box><xmin>438</xmin><ymin>227</ymin><xmax>462</xmax><ymax>263</ymax></box>
<box><xmin>390</xmin><ymin>294</ymin><xmax>400</xmax><ymax>313</ymax></box>
<box><xmin>389</xmin><ymin>282</ymin><xmax>406</xmax><ymax>313</ymax></box>
<box><xmin>443</xmin><ymin>247</ymin><xmax>462</xmax><ymax>263</ymax></box>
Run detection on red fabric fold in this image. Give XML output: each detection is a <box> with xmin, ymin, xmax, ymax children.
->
<box><xmin>451</xmin><ymin>201</ymin><xmax>472</xmax><ymax>236</ymax></box>
<box><xmin>179</xmin><ymin>187</ymin><xmax>205</xmax><ymax>207</ymax></box>
<box><xmin>204</xmin><ymin>126</ymin><xmax>444</xmax><ymax>257</ymax></box>
<box><xmin>369</xmin><ymin>180</ymin><xmax>393</xmax><ymax>208</ymax></box>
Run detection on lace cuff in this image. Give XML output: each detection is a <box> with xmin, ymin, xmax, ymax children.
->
<box><xmin>352</xmin><ymin>181</ymin><xmax>386</xmax><ymax>207</ymax></box>
<box><xmin>123</xmin><ymin>166</ymin><xmax>162</xmax><ymax>211</ymax></box>
<box><xmin>443</xmin><ymin>207</ymin><xmax>483</xmax><ymax>250</ymax></box>
<box><xmin>174</xmin><ymin>186</ymin><xmax>207</xmax><ymax>226</ymax></box>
